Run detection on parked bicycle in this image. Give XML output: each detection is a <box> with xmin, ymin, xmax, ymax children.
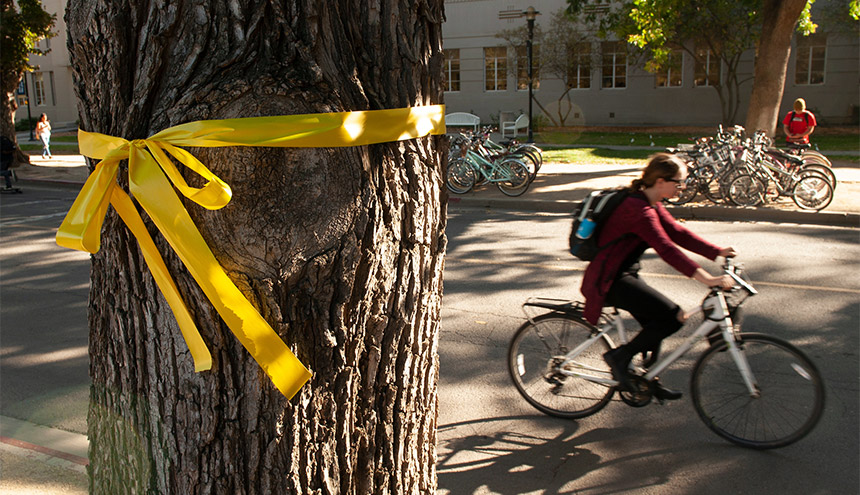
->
<box><xmin>507</xmin><ymin>258</ymin><xmax>824</xmax><ymax>449</ymax></box>
<box><xmin>665</xmin><ymin>126</ymin><xmax>835</xmax><ymax>211</ymax></box>
<box><xmin>726</xmin><ymin>132</ymin><xmax>834</xmax><ymax>210</ymax></box>
<box><xmin>447</xmin><ymin>130</ymin><xmax>533</xmax><ymax>196</ymax></box>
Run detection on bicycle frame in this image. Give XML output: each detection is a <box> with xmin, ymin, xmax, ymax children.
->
<box><xmin>530</xmin><ymin>268</ymin><xmax>761</xmax><ymax>397</ymax></box>
<box><xmin>463</xmin><ymin>148</ymin><xmax>522</xmax><ymax>184</ymax></box>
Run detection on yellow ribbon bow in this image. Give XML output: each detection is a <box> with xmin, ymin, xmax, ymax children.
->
<box><xmin>57</xmin><ymin>105</ymin><xmax>446</xmax><ymax>398</ymax></box>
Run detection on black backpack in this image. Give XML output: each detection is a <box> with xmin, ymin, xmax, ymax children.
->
<box><xmin>568</xmin><ymin>188</ymin><xmax>630</xmax><ymax>261</ymax></box>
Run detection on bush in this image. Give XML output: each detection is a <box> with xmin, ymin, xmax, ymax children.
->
<box><xmin>14</xmin><ymin>117</ymin><xmax>37</xmax><ymax>132</ymax></box>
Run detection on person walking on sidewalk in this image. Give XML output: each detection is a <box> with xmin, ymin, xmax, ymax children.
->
<box><xmin>35</xmin><ymin>113</ymin><xmax>52</xmax><ymax>158</ymax></box>
<box><xmin>782</xmin><ymin>98</ymin><xmax>817</xmax><ymax>146</ymax></box>
<box><xmin>579</xmin><ymin>153</ymin><xmax>736</xmax><ymax>399</ymax></box>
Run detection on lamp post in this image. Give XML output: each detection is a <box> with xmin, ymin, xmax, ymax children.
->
<box><xmin>523</xmin><ymin>6</ymin><xmax>539</xmax><ymax>143</ymax></box>
<box><xmin>23</xmin><ymin>75</ymin><xmax>34</xmax><ymax>141</ymax></box>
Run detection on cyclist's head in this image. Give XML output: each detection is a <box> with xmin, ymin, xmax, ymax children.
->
<box><xmin>794</xmin><ymin>98</ymin><xmax>806</xmax><ymax>112</ymax></box>
<box><xmin>630</xmin><ymin>153</ymin><xmax>685</xmax><ymax>191</ymax></box>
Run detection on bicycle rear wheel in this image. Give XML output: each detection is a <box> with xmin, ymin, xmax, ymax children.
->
<box><xmin>792</xmin><ymin>170</ymin><xmax>834</xmax><ymax>211</ymax></box>
<box><xmin>508</xmin><ymin>314</ymin><xmax>613</xmax><ymax>419</ymax></box>
<box><xmin>691</xmin><ymin>333</ymin><xmax>824</xmax><ymax>449</ymax></box>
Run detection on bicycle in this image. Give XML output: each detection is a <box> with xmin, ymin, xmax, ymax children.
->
<box><xmin>507</xmin><ymin>258</ymin><xmax>825</xmax><ymax>449</ymax></box>
<box><xmin>725</xmin><ymin>138</ymin><xmax>834</xmax><ymax>210</ymax></box>
<box><xmin>446</xmin><ymin>140</ymin><xmax>531</xmax><ymax>197</ymax></box>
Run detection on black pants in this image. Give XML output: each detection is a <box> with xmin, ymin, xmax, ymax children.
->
<box><xmin>0</xmin><ymin>163</ymin><xmax>12</xmax><ymax>188</ymax></box>
<box><xmin>605</xmin><ymin>271</ymin><xmax>683</xmax><ymax>358</ymax></box>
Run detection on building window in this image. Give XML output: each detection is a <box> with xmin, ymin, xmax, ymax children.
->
<box><xmin>516</xmin><ymin>44</ymin><xmax>540</xmax><ymax>91</ymax></box>
<box><xmin>694</xmin><ymin>48</ymin><xmax>720</xmax><ymax>87</ymax></box>
<box><xmin>32</xmin><ymin>72</ymin><xmax>47</xmax><ymax>106</ymax></box>
<box><xmin>485</xmin><ymin>46</ymin><xmax>507</xmax><ymax>91</ymax></box>
<box><xmin>601</xmin><ymin>41</ymin><xmax>626</xmax><ymax>89</ymax></box>
<box><xmin>443</xmin><ymin>49</ymin><xmax>460</xmax><ymax>92</ymax></box>
<box><xmin>795</xmin><ymin>34</ymin><xmax>826</xmax><ymax>85</ymax></box>
<box><xmin>567</xmin><ymin>43</ymin><xmax>591</xmax><ymax>89</ymax></box>
<box><xmin>656</xmin><ymin>50</ymin><xmax>683</xmax><ymax>87</ymax></box>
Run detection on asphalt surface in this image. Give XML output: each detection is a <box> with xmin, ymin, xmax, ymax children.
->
<box><xmin>0</xmin><ymin>146</ymin><xmax>858</xmax><ymax>493</ymax></box>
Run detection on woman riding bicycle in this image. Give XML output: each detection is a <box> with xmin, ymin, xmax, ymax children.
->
<box><xmin>581</xmin><ymin>153</ymin><xmax>736</xmax><ymax>398</ymax></box>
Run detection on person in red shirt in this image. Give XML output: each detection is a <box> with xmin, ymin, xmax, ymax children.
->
<box><xmin>581</xmin><ymin>153</ymin><xmax>735</xmax><ymax>398</ymax></box>
<box><xmin>782</xmin><ymin>98</ymin><xmax>817</xmax><ymax>145</ymax></box>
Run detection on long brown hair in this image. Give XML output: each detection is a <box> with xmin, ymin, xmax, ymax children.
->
<box><xmin>629</xmin><ymin>153</ymin><xmax>684</xmax><ymax>191</ymax></box>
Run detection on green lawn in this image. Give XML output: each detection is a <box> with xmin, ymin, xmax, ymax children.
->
<box><xmin>534</xmin><ymin>129</ymin><xmax>859</xmax><ymax>152</ymax></box>
<box><xmin>542</xmin><ymin>148</ymin><xmax>650</xmax><ymax>165</ymax></box>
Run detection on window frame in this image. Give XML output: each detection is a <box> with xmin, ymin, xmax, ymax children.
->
<box><xmin>32</xmin><ymin>72</ymin><xmax>47</xmax><ymax>107</ymax></box>
<box><xmin>567</xmin><ymin>42</ymin><xmax>592</xmax><ymax>90</ymax></box>
<box><xmin>601</xmin><ymin>41</ymin><xmax>627</xmax><ymax>89</ymax></box>
<box><xmin>694</xmin><ymin>47</ymin><xmax>720</xmax><ymax>87</ymax></box>
<box><xmin>443</xmin><ymin>49</ymin><xmax>461</xmax><ymax>93</ymax></box>
<box><xmin>484</xmin><ymin>46</ymin><xmax>508</xmax><ymax>92</ymax></box>
<box><xmin>656</xmin><ymin>50</ymin><xmax>684</xmax><ymax>88</ymax></box>
<box><xmin>516</xmin><ymin>44</ymin><xmax>540</xmax><ymax>91</ymax></box>
<box><xmin>795</xmin><ymin>34</ymin><xmax>827</xmax><ymax>86</ymax></box>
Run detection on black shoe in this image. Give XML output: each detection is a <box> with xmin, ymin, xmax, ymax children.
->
<box><xmin>604</xmin><ymin>348</ymin><xmax>634</xmax><ymax>392</ymax></box>
<box><xmin>652</xmin><ymin>379</ymin><xmax>683</xmax><ymax>401</ymax></box>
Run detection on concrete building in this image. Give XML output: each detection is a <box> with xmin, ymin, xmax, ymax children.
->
<box><xmin>442</xmin><ymin>0</ymin><xmax>859</xmax><ymax>128</ymax></box>
<box><xmin>14</xmin><ymin>0</ymin><xmax>77</xmax><ymax>129</ymax></box>
<box><xmin>16</xmin><ymin>0</ymin><xmax>859</xmax><ymax>130</ymax></box>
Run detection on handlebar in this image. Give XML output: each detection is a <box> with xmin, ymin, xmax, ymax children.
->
<box><xmin>723</xmin><ymin>257</ymin><xmax>757</xmax><ymax>295</ymax></box>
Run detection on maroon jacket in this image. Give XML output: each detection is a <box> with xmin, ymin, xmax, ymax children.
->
<box><xmin>580</xmin><ymin>193</ymin><xmax>722</xmax><ymax>324</ymax></box>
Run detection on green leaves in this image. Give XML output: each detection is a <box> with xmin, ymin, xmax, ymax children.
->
<box><xmin>0</xmin><ymin>0</ymin><xmax>56</xmax><ymax>75</ymax></box>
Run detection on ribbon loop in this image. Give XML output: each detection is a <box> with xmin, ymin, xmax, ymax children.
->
<box><xmin>58</xmin><ymin>105</ymin><xmax>446</xmax><ymax>398</ymax></box>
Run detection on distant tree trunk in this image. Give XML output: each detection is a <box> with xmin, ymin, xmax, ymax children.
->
<box><xmin>1</xmin><ymin>71</ymin><xmax>30</xmax><ymax>165</ymax></box>
<box><xmin>66</xmin><ymin>1</ymin><xmax>446</xmax><ymax>493</ymax></box>
<box><xmin>745</xmin><ymin>0</ymin><xmax>809</xmax><ymax>135</ymax></box>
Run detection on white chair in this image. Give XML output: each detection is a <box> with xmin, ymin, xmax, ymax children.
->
<box><xmin>444</xmin><ymin>112</ymin><xmax>481</xmax><ymax>132</ymax></box>
<box><xmin>501</xmin><ymin>114</ymin><xmax>529</xmax><ymax>138</ymax></box>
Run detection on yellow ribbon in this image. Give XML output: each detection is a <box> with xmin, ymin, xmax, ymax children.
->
<box><xmin>57</xmin><ymin>105</ymin><xmax>446</xmax><ymax>398</ymax></box>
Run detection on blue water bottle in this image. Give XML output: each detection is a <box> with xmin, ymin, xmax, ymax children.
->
<box><xmin>575</xmin><ymin>217</ymin><xmax>596</xmax><ymax>239</ymax></box>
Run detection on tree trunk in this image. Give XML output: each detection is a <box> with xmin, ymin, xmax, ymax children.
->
<box><xmin>65</xmin><ymin>1</ymin><xmax>446</xmax><ymax>493</ymax></box>
<box><xmin>745</xmin><ymin>0</ymin><xmax>809</xmax><ymax>136</ymax></box>
<box><xmin>1</xmin><ymin>70</ymin><xmax>30</xmax><ymax>166</ymax></box>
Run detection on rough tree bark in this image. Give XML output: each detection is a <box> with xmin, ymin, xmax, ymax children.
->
<box><xmin>744</xmin><ymin>0</ymin><xmax>809</xmax><ymax>136</ymax></box>
<box><xmin>65</xmin><ymin>1</ymin><xmax>446</xmax><ymax>493</ymax></box>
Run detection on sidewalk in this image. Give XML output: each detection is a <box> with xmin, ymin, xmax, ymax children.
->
<box><xmin>11</xmin><ymin>152</ymin><xmax>860</xmax><ymax>227</ymax></box>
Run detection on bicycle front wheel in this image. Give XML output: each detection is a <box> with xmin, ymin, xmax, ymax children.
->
<box><xmin>446</xmin><ymin>157</ymin><xmax>476</xmax><ymax>194</ymax></box>
<box><xmin>727</xmin><ymin>173</ymin><xmax>767</xmax><ymax>207</ymax></box>
<box><xmin>508</xmin><ymin>314</ymin><xmax>613</xmax><ymax>419</ymax></box>
<box><xmin>691</xmin><ymin>333</ymin><xmax>824</xmax><ymax>449</ymax></box>
<box><xmin>496</xmin><ymin>160</ymin><xmax>531</xmax><ymax>197</ymax></box>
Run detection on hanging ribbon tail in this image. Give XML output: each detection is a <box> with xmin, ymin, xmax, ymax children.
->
<box><xmin>127</xmin><ymin>144</ymin><xmax>311</xmax><ymax>398</ymax></box>
<box><xmin>56</xmin><ymin>157</ymin><xmax>121</xmax><ymax>253</ymax></box>
<box><xmin>109</xmin><ymin>187</ymin><xmax>213</xmax><ymax>372</ymax></box>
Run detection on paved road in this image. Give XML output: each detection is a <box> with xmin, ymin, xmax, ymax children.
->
<box><xmin>1</xmin><ymin>187</ymin><xmax>858</xmax><ymax>494</ymax></box>
<box><xmin>438</xmin><ymin>205</ymin><xmax>859</xmax><ymax>495</ymax></box>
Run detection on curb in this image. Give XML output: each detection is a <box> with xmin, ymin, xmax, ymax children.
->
<box><xmin>448</xmin><ymin>197</ymin><xmax>860</xmax><ymax>228</ymax></box>
<box><xmin>0</xmin><ymin>415</ymin><xmax>88</xmax><ymax>471</ymax></box>
<box><xmin>15</xmin><ymin>176</ymin><xmax>85</xmax><ymax>190</ymax></box>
